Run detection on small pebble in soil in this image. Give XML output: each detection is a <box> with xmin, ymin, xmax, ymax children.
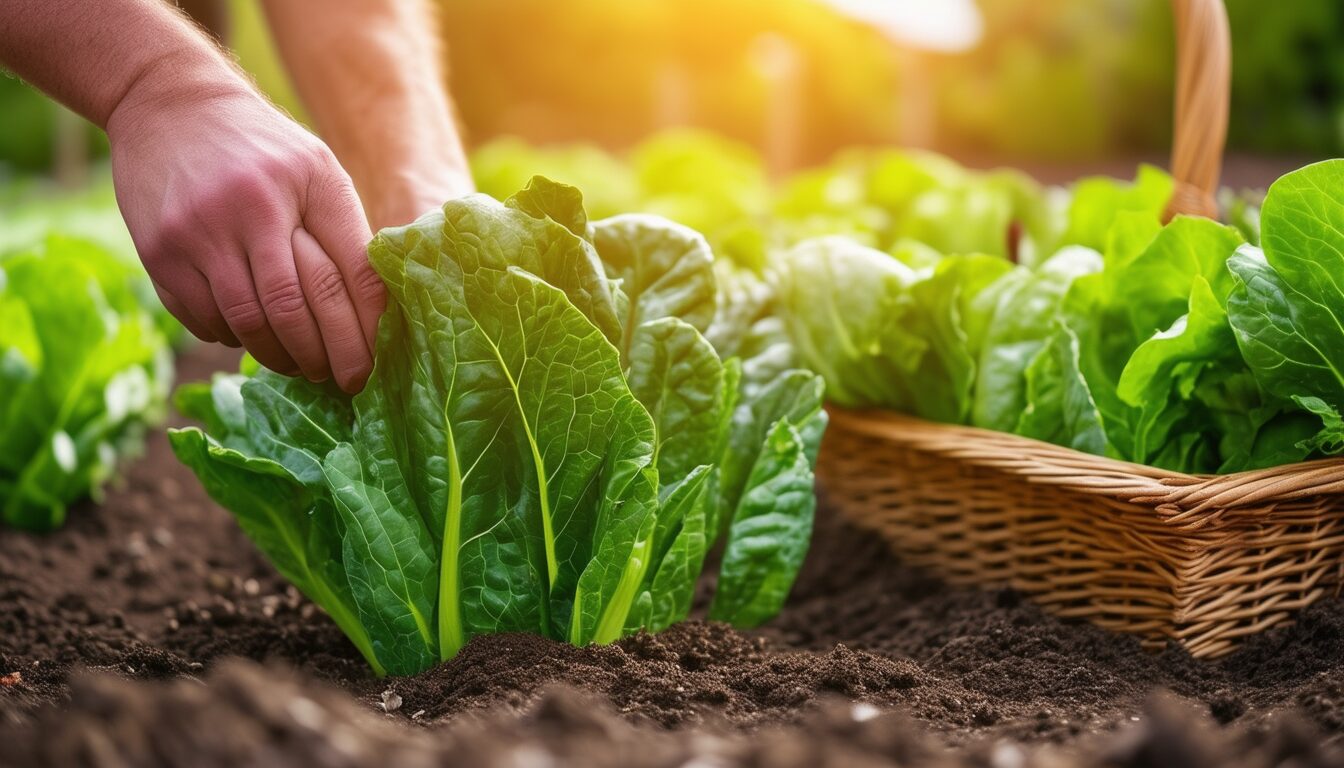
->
<box><xmin>158</xmin><ymin>477</ymin><xmax>181</xmax><ymax>500</ymax></box>
<box><xmin>206</xmin><ymin>573</ymin><xmax>231</xmax><ymax>593</ymax></box>
<box><xmin>381</xmin><ymin>690</ymin><xmax>403</xmax><ymax>713</ymax></box>
<box><xmin>990</xmin><ymin>743</ymin><xmax>1026</xmax><ymax>768</ymax></box>
<box><xmin>508</xmin><ymin>747</ymin><xmax>553</xmax><ymax>768</ymax></box>
<box><xmin>285</xmin><ymin>697</ymin><xmax>327</xmax><ymax>730</ymax></box>
<box><xmin>850</xmin><ymin>702</ymin><xmax>880</xmax><ymax>722</ymax></box>
<box><xmin>125</xmin><ymin>533</ymin><xmax>149</xmax><ymax>559</ymax></box>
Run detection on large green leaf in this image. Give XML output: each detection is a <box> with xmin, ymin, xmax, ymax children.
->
<box><xmin>1228</xmin><ymin>245</ymin><xmax>1344</xmax><ymax>454</ymax></box>
<box><xmin>592</xmin><ymin>213</ymin><xmax>717</xmax><ymax>348</ymax></box>
<box><xmin>1259</xmin><ymin>161</ymin><xmax>1344</xmax><ymax>300</ymax></box>
<box><xmin>1226</xmin><ymin>161</ymin><xmax>1344</xmax><ymax>457</ymax></box>
<box><xmin>709</xmin><ymin>420</ymin><xmax>815</xmax><ymax>628</ymax></box>
<box><xmin>1015</xmin><ymin>322</ymin><xmax>1110</xmax><ymax>456</ymax></box>
<box><xmin>1060</xmin><ymin>165</ymin><xmax>1173</xmax><ymax>252</ymax></box>
<box><xmin>1196</xmin><ymin>369</ymin><xmax>1317</xmax><ymax>473</ymax></box>
<box><xmin>704</xmin><ymin>262</ymin><xmax>796</xmax><ymax>397</ymax></box>
<box><xmin>240</xmin><ymin>372</ymin><xmax>354</xmax><ymax>487</ymax></box>
<box><xmin>1230</xmin><ymin>165</ymin><xmax>1344</xmax><ymax>395</ymax></box>
<box><xmin>1106</xmin><ymin>216</ymin><xmax>1245</xmax><ymax>337</ymax></box>
<box><xmin>1044</xmin><ymin>216</ymin><xmax>1245</xmax><ymax>469</ymax></box>
<box><xmin>771</xmin><ymin>236</ymin><xmax>922</xmax><ymax>409</ymax></box>
<box><xmin>632</xmin><ymin>465</ymin><xmax>713</xmax><ymax>633</ymax></box>
<box><xmin>718</xmin><ymin>370</ymin><xmax>826</xmax><ymax>533</ymax></box>
<box><xmin>1116</xmin><ymin>277</ymin><xmax>1241</xmax><ymax>467</ymax></box>
<box><xmin>410</xmin><ymin>194</ymin><xmax>625</xmax><ymax>347</ymax></box>
<box><xmin>626</xmin><ymin>318</ymin><xmax>726</xmax><ymax>486</ymax></box>
<box><xmin>370</xmin><ymin>211</ymin><xmax>660</xmax><ymax>654</ymax></box>
<box><xmin>322</xmin><ymin>443</ymin><xmax>439</xmax><ymax>674</ymax></box>
<box><xmin>901</xmin><ymin>254</ymin><xmax>1014</xmax><ymax>424</ymax></box>
<box><xmin>506</xmin><ymin>175</ymin><xmax>590</xmax><ymax>238</ymax></box>
<box><xmin>167</xmin><ymin>428</ymin><xmax>379</xmax><ymax>674</ymax></box>
<box><xmin>972</xmin><ymin>246</ymin><xmax>1102</xmax><ymax>432</ymax></box>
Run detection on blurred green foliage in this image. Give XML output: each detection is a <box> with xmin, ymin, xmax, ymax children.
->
<box><xmin>438</xmin><ymin>0</ymin><xmax>900</xmax><ymax>163</ymax></box>
<box><xmin>0</xmin><ymin>76</ymin><xmax>108</xmax><ymax>174</ymax></box>
<box><xmin>0</xmin><ymin>0</ymin><xmax>1340</xmax><ymax>175</ymax></box>
<box><xmin>471</xmin><ymin>130</ymin><xmax>1192</xmax><ymax>275</ymax></box>
<box><xmin>936</xmin><ymin>0</ymin><xmax>1344</xmax><ymax>158</ymax></box>
<box><xmin>1222</xmin><ymin>0</ymin><xmax>1344</xmax><ymax>154</ymax></box>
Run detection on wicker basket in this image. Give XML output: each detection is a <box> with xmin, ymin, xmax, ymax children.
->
<box><xmin>820</xmin><ymin>0</ymin><xmax>1344</xmax><ymax>659</ymax></box>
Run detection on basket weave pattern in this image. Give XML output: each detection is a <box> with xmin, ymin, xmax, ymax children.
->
<box><xmin>822</xmin><ymin>409</ymin><xmax>1344</xmax><ymax>658</ymax></box>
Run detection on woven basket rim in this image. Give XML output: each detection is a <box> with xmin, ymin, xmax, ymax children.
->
<box><xmin>826</xmin><ymin>406</ymin><xmax>1344</xmax><ymax>513</ymax></box>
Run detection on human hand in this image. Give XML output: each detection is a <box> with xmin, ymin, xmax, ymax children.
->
<box><xmin>107</xmin><ymin>85</ymin><xmax>386</xmax><ymax>393</ymax></box>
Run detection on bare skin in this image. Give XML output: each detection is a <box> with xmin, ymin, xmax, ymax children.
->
<box><xmin>0</xmin><ymin>0</ymin><xmax>472</xmax><ymax>392</ymax></box>
<box><xmin>263</xmin><ymin>0</ymin><xmax>474</xmax><ymax>231</ymax></box>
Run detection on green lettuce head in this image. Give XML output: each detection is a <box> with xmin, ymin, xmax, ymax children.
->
<box><xmin>170</xmin><ymin>178</ymin><xmax>825</xmax><ymax>676</ymax></box>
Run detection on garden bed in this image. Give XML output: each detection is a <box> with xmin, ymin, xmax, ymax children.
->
<box><xmin>3</xmin><ymin>341</ymin><xmax>1343</xmax><ymax>767</ymax></box>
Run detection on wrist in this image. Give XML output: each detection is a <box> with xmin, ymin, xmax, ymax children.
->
<box><xmin>364</xmin><ymin>164</ymin><xmax>475</xmax><ymax>231</ymax></box>
<box><xmin>105</xmin><ymin>43</ymin><xmax>255</xmax><ymax>138</ymax></box>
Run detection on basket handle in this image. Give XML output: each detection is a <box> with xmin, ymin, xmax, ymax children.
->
<box><xmin>1164</xmin><ymin>0</ymin><xmax>1231</xmax><ymax>221</ymax></box>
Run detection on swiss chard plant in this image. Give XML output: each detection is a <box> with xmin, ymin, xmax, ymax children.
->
<box><xmin>171</xmin><ymin>178</ymin><xmax>825</xmax><ymax>676</ymax></box>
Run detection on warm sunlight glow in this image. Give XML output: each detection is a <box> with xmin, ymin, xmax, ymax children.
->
<box><xmin>814</xmin><ymin>0</ymin><xmax>983</xmax><ymax>51</ymax></box>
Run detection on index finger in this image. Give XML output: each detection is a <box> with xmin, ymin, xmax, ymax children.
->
<box><xmin>303</xmin><ymin>169</ymin><xmax>385</xmax><ymax>352</ymax></box>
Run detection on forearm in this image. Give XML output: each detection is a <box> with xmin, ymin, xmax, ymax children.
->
<box><xmin>263</xmin><ymin>0</ymin><xmax>472</xmax><ymax>229</ymax></box>
<box><xmin>2</xmin><ymin>0</ymin><xmax>387</xmax><ymax>392</ymax></box>
<box><xmin>0</xmin><ymin>0</ymin><xmax>251</xmax><ymax>131</ymax></box>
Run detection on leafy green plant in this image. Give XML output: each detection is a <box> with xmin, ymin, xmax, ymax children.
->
<box><xmin>1</xmin><ymin>174</ymin><xmax>183</xmax><ymax>341</ymax></box>
<box><xmin>1226</xmin><ymin>160</ymin><xmax>1344</xmax><ymax>457</ymax></box>
<box><xmin>472</xmin><ymin>135</ymin><xmax>1194</xmax><ymax>275</ymax></box>
<box><xmin>474</xmin><ymin>130</ymin><xmax>773</xmax><ymax>267</ymax></box>
<box><xmin>769</xmin><ymin>159</ymin><xmax>1344</xmax><ymax>476</ymax></box>
<box><xmin>171</xmin><ymin>178</ymin><xmax>825</xmax><ymax>676</ymax></box>
<box><xmin>1</xmin><ymin>235</ymin><xmax>173</xmax><ymax>530</ymax></box>
<box><xmin>471</xmin><ymin>134</ymin><xmax>1333</xmax><ymax>476</ymax></box>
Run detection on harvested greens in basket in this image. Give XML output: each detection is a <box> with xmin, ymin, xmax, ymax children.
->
<box><xmin>170</xmin><ymin>178</ymin><xmax>825</xmax><ymax>676</ymax></box>
<box><xmin>771</xmin><ymin>159</ymin><xmax>1344</xmax><ymax>475</ymax></box>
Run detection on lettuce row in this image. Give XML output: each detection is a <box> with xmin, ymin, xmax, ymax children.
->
<box><xmin>771</xmin><ymin>159</ymin><xmax>1344</xmax><ymax>476</ymax></box>
<box><xmin>170</xmin><ymin>178</ymin><xmax>825</xmax><ymax>676</ymax></box>
<box><xmin>473</xmin><ymin>134</ymin><xmax>1194</xmax><ymax>275</ymax></box>
<box><xmin>1</xmin><ymin>236</ymin><xmax>173</xmax><ymax>530</ymax></box>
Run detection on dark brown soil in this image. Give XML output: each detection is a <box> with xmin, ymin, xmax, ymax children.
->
<box><xmin>5</xmin><ymin>661</ymin><xmax>1339</xmax><ymax>768</ymax></box>
<box><xmin>3</xmin><ymin>343</ymin><xmax>1343</xmax><ymax>767</ymax></box>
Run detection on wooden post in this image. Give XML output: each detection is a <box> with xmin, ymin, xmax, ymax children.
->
<box><xmin>895</xmin><ymin>47</ymin><xmax>934</xmax><ymax>149</ymax></box>
<box><xmin>654</xmin><ymin>62</ymin><xmax>694</xmax><ymax>130</ymax></box>
<box><xmin>52</xmin><ymin>105</ymin><xmax>88</xmax><ymax>190</ymax></box>
<box><xmin>750</xmin><ymin>33</ymin><xmax>804</xmax><ymax>178</ymax></box>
